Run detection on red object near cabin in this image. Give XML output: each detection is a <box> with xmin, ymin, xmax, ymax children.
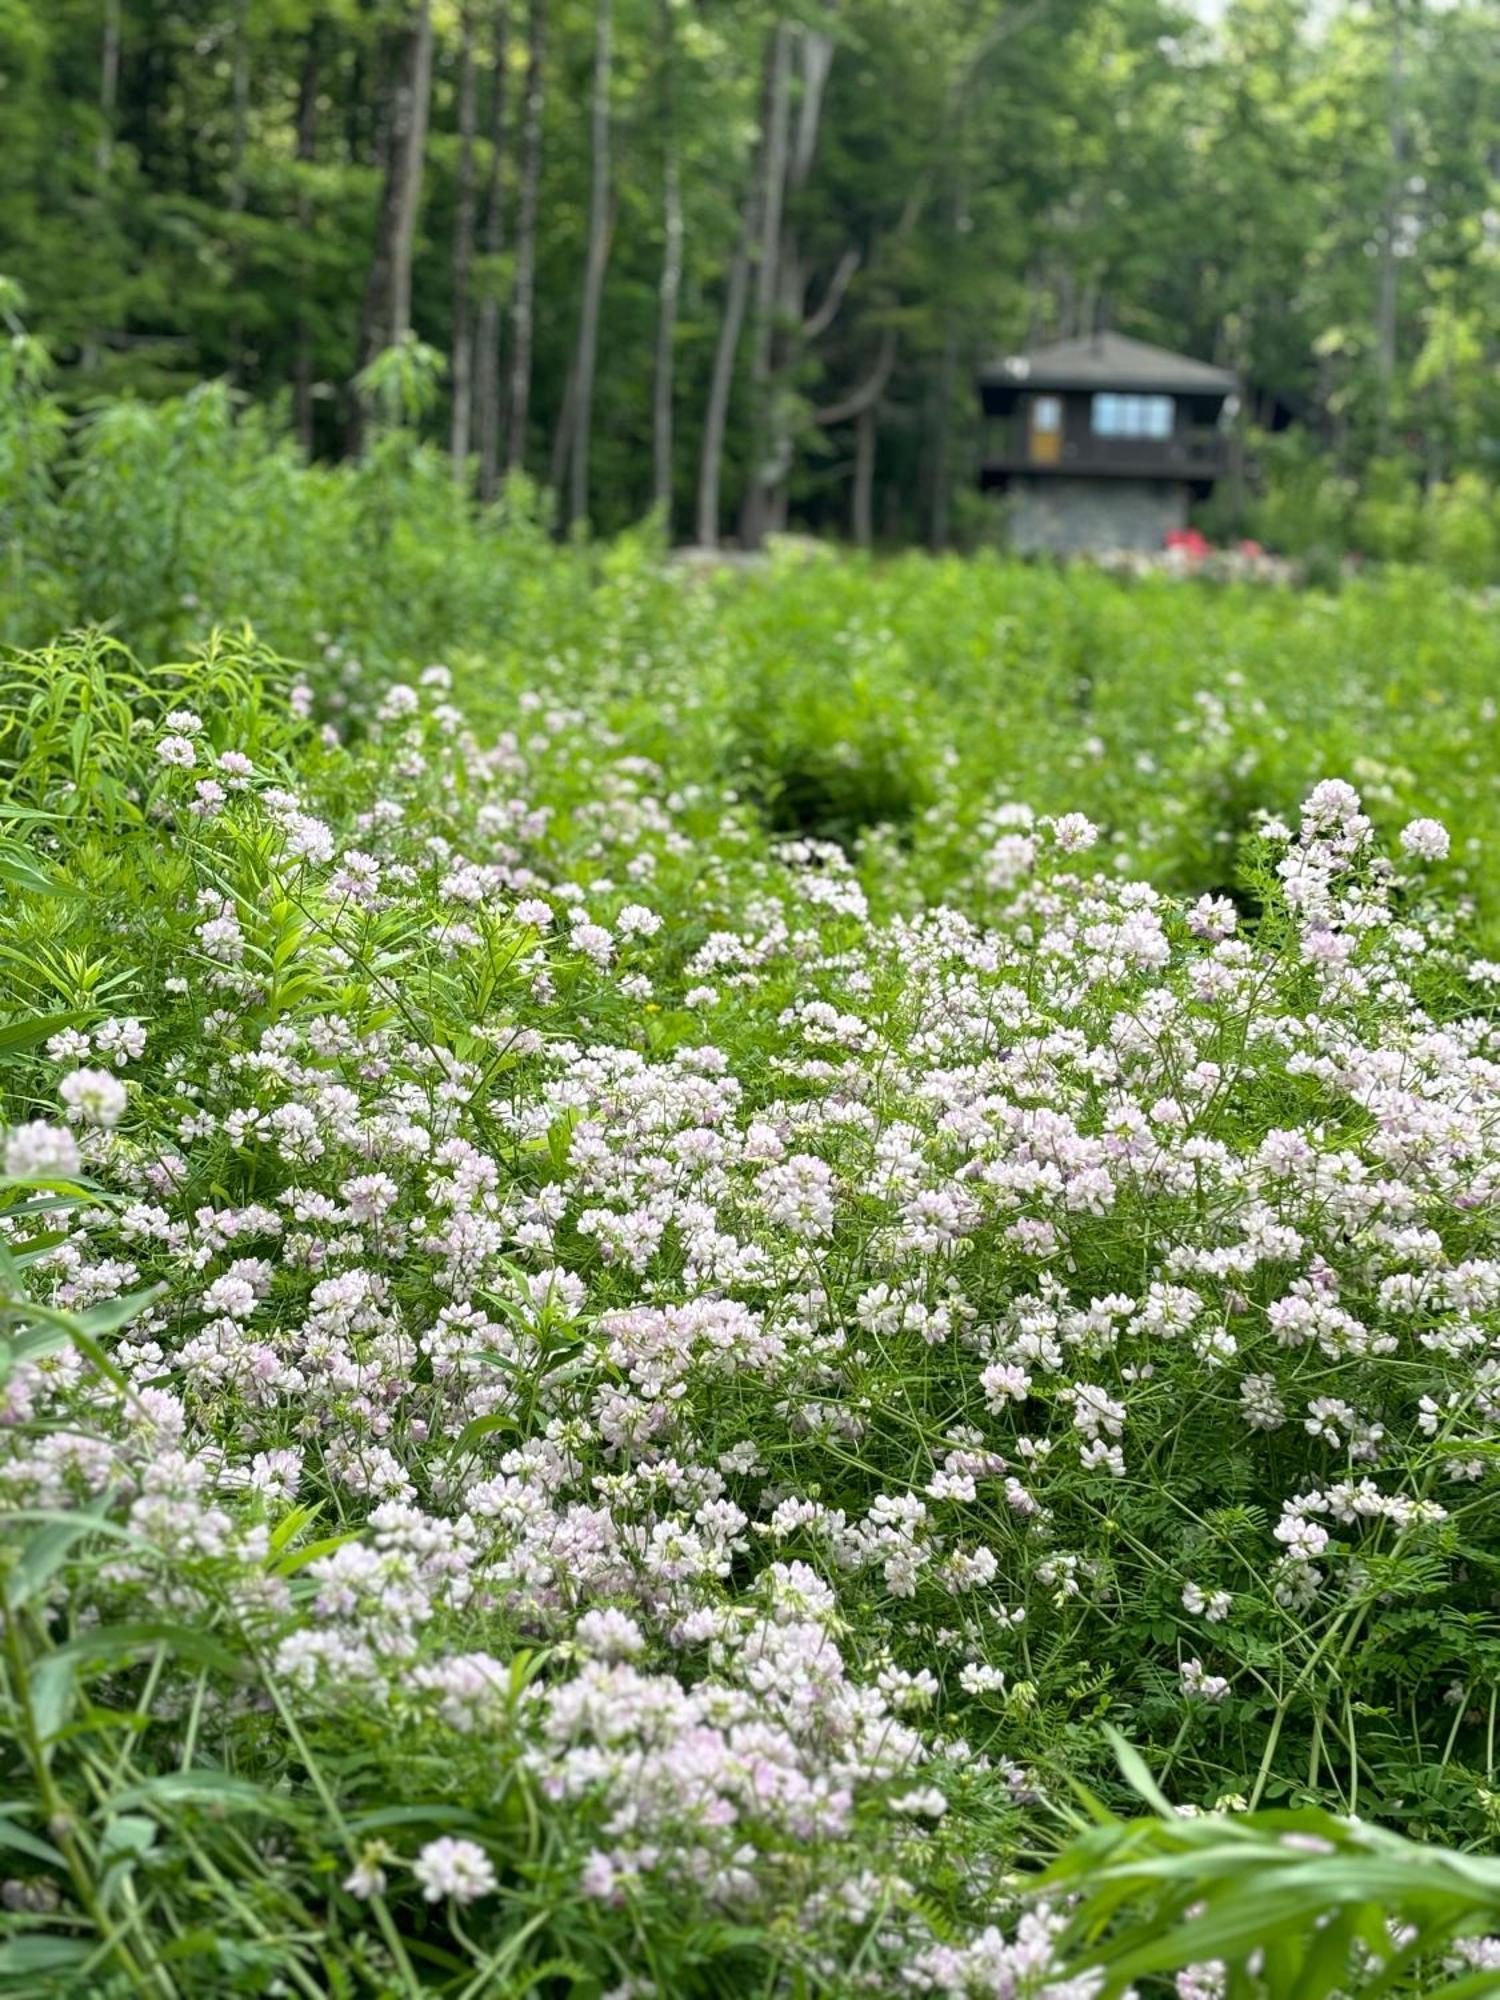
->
<box><xmin>1164</xmin><ymin>527</ymin><xmax>1211</xmax><ymax>559</ymax></box>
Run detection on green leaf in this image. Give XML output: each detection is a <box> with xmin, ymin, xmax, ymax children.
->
<box><xmin>1295</xmin><ymin>1902</ymin><xmax>1363</xmax><ymax>1997</ymax></box>
<box><xmin>78</xmin><ymin>1284</ymin><xmax>166</xmax><ymax>1338</ymax></box>
<box><xmin>99</xmin><ymin>1814</ymin><xmax>157</xmax><ymax>1863</ymax></box>
<box><xmin>450</xmin><ymin>1410</ymin><xmax>519</xmax><ymax>1456</ymax></box>
<box><xmin>1422</xmin><ymin>1974</ymin><xmax>1500</xmax><ymax>2000</ymax></box>
<box><xmin>110</xmin><ymin>1769</ymin><xmax>289</xmax><ymax>1816</ymax></box>
<box><xmin>44</xmin><ymin>1620</ymin><xmax>243</xmax><ymax>1681</ymax></box>
<box><xmin>268</xmin><ymin>1503</ymin><xmax>322</xmax><ymax>1554</ymax></box>
<box><xmin>345</xmin><ymin>1804</ymin><xmax>486</xmax><ymax>1835</ymax></box>
<box><xmin>4</xmin><ymin>1502</ymin><xmax>119</xmax><ymax>1611</ymax></box>
<box><xmin>3</xmin><ymin>1285</ymin><xmax>159</xmax><ymax>1390</ymax></box>
<box><xmin>546</xmin><ymin>1113</ymin><xmax>575</xmax><ymax>1175</ymax></box>
<box><xmin>1102</xmin><ymin>1726</ymin><xmax>1176</xmax><ymax>1819</ymax></box>
<box><xmin>27</xmin><ymin>1652</ymin><xmax>77</xmax><ymax>1749</ymax></box>
<box><xmin>0</xmin><ymin>1938</ymin><xmax>92</xmax><ymax>1977</ymax></box>
<box><xmin>0</xmin><ymin>1010</ymin><xmax>89</xmax><ymax>1055</ymax></box>
<box><xmin>0</xmin><ymin>1814</ymin><xmax>66</xmax><ymax>1868</ymax></box>
<box><xmin>0</xmin><ymin>852</ymin><xmax>81</xmax><ymax>901</ymax></box>
<box><xmin>273</xmin><ymin>1530</ymin><xmax>358</xmax><ymax>1577</ymax></box>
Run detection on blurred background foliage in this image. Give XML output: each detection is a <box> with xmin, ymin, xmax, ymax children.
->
<box><xmin>1</xmin><ymin>0</ymin><xmax>1499</xmax><ymax>555</ymax></box>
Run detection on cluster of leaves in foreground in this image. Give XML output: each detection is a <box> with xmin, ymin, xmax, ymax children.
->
<box><xmin>1048</xmin><ymin>1736</ymin><xmax>1500</xmax><ymax>1999</ymax></box>
<box><xmin>2</xmin><ymin>636</ymin><xmax>1500</xmax><ymax>1996</ymax></box>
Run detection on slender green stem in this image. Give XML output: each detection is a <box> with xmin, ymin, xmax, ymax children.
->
<box><xmin>2</xmin><ymin>1605</ymin><xmax>168</xmax><ymax>1995</ymax></box>
<box><xmin>258</xmin><ymin>1665</ymin><xmax>424</xmax><ymax>1999</ymax></box>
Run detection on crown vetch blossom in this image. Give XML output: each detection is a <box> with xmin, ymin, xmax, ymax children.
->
<box><xmin>5</xmin><ymin>659</ymin><xmax>1498</xmax><ymax>1999</ymax></box>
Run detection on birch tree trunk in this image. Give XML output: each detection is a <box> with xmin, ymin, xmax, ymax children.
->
<box><xmin>651</xmin><ymin>0</ymin><xmax>683</xmax><ymax>530</ymax></box>
<box><xmin>738</xmin><ymin>21</ymin><xmax>793</xmax><ymax>549</ymax></box>
<box><xmin>450</xmin><ymin>5</ymin><xmax>479</xmax><ymax>476</ymax></box>
<box><xmin>96</xmin><ymin>0</ymin><xmax>122</xmax><ymax>182</ymax></box>
<box><xmin>348</xmin><ymin>3</ymin><xmax>435</xmax><ymax>450</ymax></box>
<box><xmin>352</xmin><ymin>0</ymin><xmax>435</xmax><ymax>443</ymax></box>
<box><xmin>292</xmin><ymin>27</ymin><xmax>322</xmax><ymax>453</ymax></box>
<box><xmin>388</xmin><ymin>0</ymin><xmax>434</xmax><ymax>346</ymax></box>
<box><xmin>505</xmin><ymin>0</ymin><xmax>546</xmax><ymax>475</ymax></box>
<box><xmin>474</xmin><ymin>2</ymin><xmax>510</xmax><ymax>502</ymax></box>
<box><xmin>226</xmin><ymin>0</ymin><xmax>250</xmax><ymax>382</ymax></box>
<box><xmin>758</xmin><ymin>26</ymin><xmax>836</xmax><ymax>538</ymax></box>
<box><xmin>1375</xmin><ymin>0</ymin><xmax>1407</xmax><ymax>455</ymax></box>
<box><xmin>84</xmin><ymin>0</ymin><xmax>123</xmax><ymax>371</ymax></box>
<box><xmin>567</xmin><ymin>0</ymin><xmax>613</xmax><ymax>528</ymax></box>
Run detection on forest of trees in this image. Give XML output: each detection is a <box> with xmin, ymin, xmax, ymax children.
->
<box><xmin>3</xmin><ymin>0</ymin><xmax>1499</xmax><ymax>547</ymax></box>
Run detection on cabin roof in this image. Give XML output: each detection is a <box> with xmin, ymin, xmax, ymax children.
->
<box><xmin>977</xmin><ymin>332</ymin><xmax>1238</xmax><ymax>396</ymax></box>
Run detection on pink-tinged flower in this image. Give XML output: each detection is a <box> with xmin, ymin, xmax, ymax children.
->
<box><xmin>1050</xmin><ymin>811</ymin><xmax>1098</xmax><ymax>853</ymax></box>
<box><xmin>1399</xmin><ymin>816</ymin><xmax>1449</xmax><ymax>862</ymax></box>
<box><xmin>411</xmin><ymin>1837</ymin><xmax>496</xmax><ymax>1905</ymax></box>
<box><xmin>1180</xmin><ymin>1658</ymin><xmax>1230</xmax><ymax>1703</ymax></box>
<box><xmin>59</xmin><ymin>1068</ymin><xmax>128</xmax><ymax>1129</ymax></box>
<box><xmin>4</xmin><ymin>1121</ymin><xmax>82</xmax><ymax>1180</ymax></box>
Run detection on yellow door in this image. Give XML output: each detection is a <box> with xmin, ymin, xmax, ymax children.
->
<box><xmin>1029</xmin><ymin>394</ymin><xmax>1062</xmax><ymax>465</ymax></box>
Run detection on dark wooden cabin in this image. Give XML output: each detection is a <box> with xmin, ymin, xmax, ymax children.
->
<box><xmin>976</xmin><ymin>332</ymin><xmax>1238</xmax><ymax>555</ymax></box>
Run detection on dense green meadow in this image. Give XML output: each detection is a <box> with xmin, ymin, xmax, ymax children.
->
<box><xmin>5</xmin><ymin>403</ymin><xmax>1500</xmax><ymax>1996</ymax></box>
<box><xmin>5</xmin><ymin>365</ymin><xmax>1500</xmax><ymax>940</ymax></box>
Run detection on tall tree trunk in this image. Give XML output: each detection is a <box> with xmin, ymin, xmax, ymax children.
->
<box><xmin>506</xmin><ymin>0</ymin><xmax>546</xmax><ymax>475</ymax></box>
<box><xmin>96</xmin><ymin>0</ymin><xmax>122</xmax><ymax>182</ymax></box>
<box><xmin>450</xmin><ymin>5</ymin><xmax>479</xmax><ymax>476</ymax></box>
<box><xmin>789</xmin><ymin>25</ymin><xmax>834</xmax><ymax>188</ymax></box>
<box><xmin>1426</xmin><ymin>323</ymin><xmax>1452</xmax><ymax>488</ymax></box>
<box><xmin>474</xmin><ymin>2</ymin><xmax>510</xmax><ymax>501</ymax></box>
<box><xmin>928</xmin><ymin>322</ymin><xmax>958</xmax><ymax>550</ymax></box>
<box><xmin>929</xmin><ymin>148</ymin><xmax>969</xmax><ymax>552</ymax></box>
<box><xmin>351</xmin><ymin>109</ymin><xmax>394</xmax><ymax>411</ymax></box>
<box><xmin>696</xmin><ymin>201</ymin><xmax>754</xmax><ymax>547</ymax></box>
<box><xmin>226</xmin><ymin>0</ymin><xmax>251</xmax><ymax>382</ymax></box>
<box><xmin>852</xmin><ymin>403</ymin><xmax>876</xmax><ymax>548</ymax></box>
<box><xmin>83</xmin><ymin>0</ymin><xmax>123</xmax><ymax>370</ymax></box>
<box><xmin>549</xmin><ymin>356</ymin><xmax>579</xmax><ymax>497</ymax></box>
<box><xmin>760</xmin><ymin>26</ymin><xmax>836</xmax><ymax>537</ymax></box>
<box><xmin>738</xmin><ymin>22</ymin><xmax>793</xmax><ymax>548</ymax></box>
<box><xmin>347</xmin><ymin>35</ymin><xmax>372</xmax><ymax>165</ymax></box>
<box><xmin>1375</xmin><ymin>0</ymin><xmax>1407</xmax><ymax>454</ymax></box>
<box><xmin>567</xmin><ymin>0</ymin><xmax>613</xmax><ymax>528</ymax></box>
<box><xmin>388</xmin><ymin>0</ymin><xmax>433</xmax><ymax>346</ymax></box>
<box><xmin>227</xmin><ymin>3</ymin><xmax>249</xmax><ymax>218</ymax></box>
<box><xmin>350</xmin><ymin>0</ymin><xmax>433</xmax><ymax>449</ymax></box>
<box><xmin>292</xmin><ymin>27</ymin><xmax>323</xmax><ymax>453</ymax></box>
<box><xmin>651</xmin><ymin>0</ymin><xmax>683</xmax><ymax>530</ymax></box>
<box><xmin>1223</xmin><ymin>317</ymin><xmax>1251</xmax><ymax>530</ymax></box>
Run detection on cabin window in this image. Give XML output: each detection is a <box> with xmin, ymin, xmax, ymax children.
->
<box><xmin>1091</xmin><ymin>392</ymin><xmax>1173</xmax><ymax>439</ymax></box>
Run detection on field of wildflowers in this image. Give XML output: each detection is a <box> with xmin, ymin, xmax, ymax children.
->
<box><xmin>2</xmin><ymin>574</ymin><xmax>1500</xmax><ymax>1998</ymax></box>
<box><xmin>5</xmin><ymin>381</ymin><xmax>1500</xmax><ymax>1992</ymax></box>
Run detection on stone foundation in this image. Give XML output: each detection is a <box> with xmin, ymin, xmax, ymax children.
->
<box><xmin>1006</xmin><ymin>477</ymin><xmax>1190</xmax><ymax>557</ymax></box>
